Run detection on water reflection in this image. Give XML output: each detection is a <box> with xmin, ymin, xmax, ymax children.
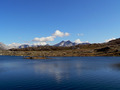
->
<box><xmin>33</xmin><ymin>61</ymin><xmax>81</xmax><ymax>82</ymax></box>
<box><xmin>1</xmin><ymin>56</ymin><xmax>120</xmax><ymax>90</ymax></box>
<box><xmin>111</xmin><ymin>63</ymin><xmax>120</xmax><ymax>70</ymax></box>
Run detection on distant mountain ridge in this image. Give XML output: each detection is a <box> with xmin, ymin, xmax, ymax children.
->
<box><xmin>54</xmin><ymin>40</ymin><xmax>89</xmax><ymax>47</ymax></box>
<box><xmin>19</xmin><ymin>44</ymin><xmax>29</xmax><ymax>49</ymax></box>
<box><xmin>8</xmin><ymin>40</ymin><xmax>90</xmax><ymax>49</ymax></box>
<box><xmin>54</xmin><ymin>40</ymin><xmax>76</xmax><ymax>47</ymax></box>
<box><xmin>5</xmin><ymin>38</ymin><xmax>120</xmax><ymax>49</ymax></box>
<box><xmin>18</xmin><ymin>44</ymin><xmax>50</xmax><ymax>49</ymax></box>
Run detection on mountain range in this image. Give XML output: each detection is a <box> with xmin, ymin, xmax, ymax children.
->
<box><xmin>3</xmin><ymin>38</ymin><xmax>120</xmax><ymax>50</ymax></box>
<box><xmin>54</xmin><ymin>40</ymin><xmax>89</xmax><ymax>47</ymax></box>
<box><xmin>0</xmin><ymin>40</ymin><xmax>89</xmax><ymax>49</ymax></box>
<box><xmin>19</xmin><ymin>44</ymin><xmax>29</xmax><ymax>49</ymax></box>
<box><xmin>17</xmin><ymin>40</ymin><xmax>89</xmax><ymax>49</ymax></box>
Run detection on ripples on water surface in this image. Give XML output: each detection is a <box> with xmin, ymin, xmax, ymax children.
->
<box><xmin>0</xmin><ymin>56</ymin><xmax>120</xmax><ymax>90</ymax></box>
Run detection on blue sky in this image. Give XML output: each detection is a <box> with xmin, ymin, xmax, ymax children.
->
<box><xmin>0</xmin><ymin>0</ymin><xmax>120</xmax><ymax>45</ymax></box>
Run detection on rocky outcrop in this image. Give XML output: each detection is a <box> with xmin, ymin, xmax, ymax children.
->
<box><xmin>24</xmin><ymin>56</ymin><xmax>49</xmax><ymax>59</ymax></box>
<box><xmin>94</xmin><ymin>47</ymin><xmax>111</xmax><ymax>53</ymax></box>
<box><xmin>107</xmin><ymin>38</ymin><xmax>120</xmax><ymax>45</ymax></box>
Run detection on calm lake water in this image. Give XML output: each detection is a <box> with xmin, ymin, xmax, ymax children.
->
<box><xmin>0</xmin><ymin>56</ymin><xmax>120</xmax><ymax>90</ymax></box>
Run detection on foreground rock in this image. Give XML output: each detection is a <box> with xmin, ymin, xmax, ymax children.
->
<box><xmin>24</xmin><ymin>56</ymin><xmax>49</xmax><ymax>59</ymax></box>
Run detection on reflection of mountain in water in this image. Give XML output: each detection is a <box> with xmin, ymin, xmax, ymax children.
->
<box><xmin>111</xmin><ymin>63</ymin><xmax>120</xmax><ymax>70</ymax></box>
<box><xmin>33</xmin><ymin>60</ymin><xmax>81</xmax><ymax>82</ymax></box>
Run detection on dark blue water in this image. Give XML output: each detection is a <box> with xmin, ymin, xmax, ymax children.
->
<box><xmin>0</xmin><ymin>56</ymin><xmax>120</xmax><ymax>90</ymax></box>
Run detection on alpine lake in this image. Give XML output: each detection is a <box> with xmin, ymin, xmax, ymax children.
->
<box><xmin>0</xmin><ymin>56</ymin><xmax>120</xmax><ymax>90</ymax></box>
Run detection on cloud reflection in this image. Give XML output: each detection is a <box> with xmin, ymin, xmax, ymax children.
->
<box><xmin>33</xmin><ymin>61</ymin><xmax>81</xmax><ymax>83</ymax></box>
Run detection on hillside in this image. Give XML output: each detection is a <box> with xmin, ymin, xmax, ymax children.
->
<box><xmin>1</xmin><ymin>38</ymin><xmax>120</xmax><ymax>56</ymax></box>
<box><xmin>107</xmin><ymin>38</ymin><xmax>120</xmax><ymax>45</ymax></box>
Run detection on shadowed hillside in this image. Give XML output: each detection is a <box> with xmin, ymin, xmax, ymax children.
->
<box><xmin>107</xmin><ymin>38</ymin><xmax>120</xmax><ymax>45</ymax></box>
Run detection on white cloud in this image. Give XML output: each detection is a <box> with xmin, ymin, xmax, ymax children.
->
<box><xmin>77</xmin><ymin>33</ymin><xmax>84</xmax><ymax>36</ymax></box>
<box><xmin>8</xmin><ymin>42</ymin><xmax>48</xmax><ymax>49</ymax></box>
<box><xmin>8</xmin><ymin>43</ymin><xmax>22</xmax><ymax>49</ymax></box>
<box><xmin>65</xmin><ymin>32</ymin><xmax>70</xmax><ymax>36</ymax></box>
<box><xmin>33</xmin><ymin>42</ymin><xmax>47</xmax><ymax>46</ymax></box>
<box><xmin>8</xmin><ymin>43</ymin><xmax>31</xmax><ymax>49</ymax></box>
<box><xmin>74</xmin><ymin>39</ymin><xmax>82</xmax><ymax>44</ymax></box>
<box><xmin>52</xmin><ymin>30</ymin><xmax>70</xmax><ymax>37</ymax></box>
<box><xmin>84</xmin><ymin>41</ymin><xmax>89</xmax><ymax>43</ymax></box>
<box><xmin>74</xmin><ymin>39</ymin><xmax>89</xmax><ymax>44</ymax></box>
<box><xmin>105</xmin><ymin>38</ymin><xmax>116</xmax><ymax>42</ymax></box>
<box><xmin>33</xmin><ymin>30</ymin><xmax>70</xmax><ymax>43</ymax></box>
<box><xmin>8</xmin><ymin>30</ymin><xmax>70</xmax><ymax>48</ymax></box>
<box><xmin>33</xmin><ymin>36</ymin><xmax>55</xmax><ymax>42</ymax></box>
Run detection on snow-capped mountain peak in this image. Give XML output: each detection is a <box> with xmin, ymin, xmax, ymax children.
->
<box><xmin>54</xmin><ymin>40</ymin><xmax>89</xmax><ymax>47</ymax></box>
<box><xmin>54</xmin><ymin>40</ymin><xmax>77</xmax><ymax>47</ymax></box>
